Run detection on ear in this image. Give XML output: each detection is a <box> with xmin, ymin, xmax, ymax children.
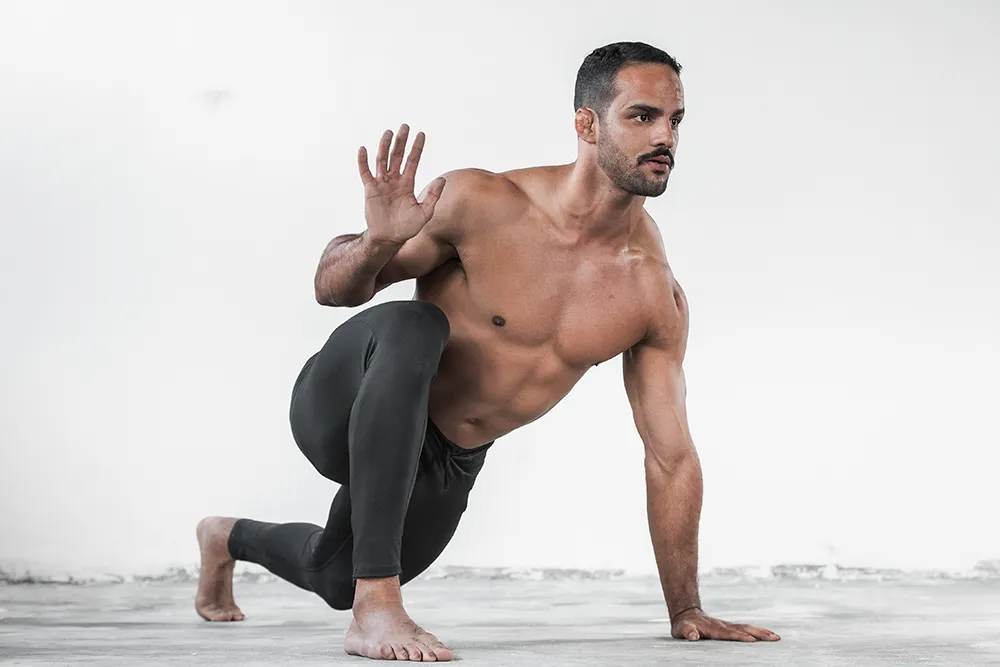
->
<box><xmin>575</xmin><ymin>107</ymin><xmax>598</xmax><ymax>145</ymax></box>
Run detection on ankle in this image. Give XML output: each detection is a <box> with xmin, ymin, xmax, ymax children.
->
<box><xmin>353</xmin><ymin>576</ymin><xmax>403</xmax><ymax>612</ymax></box>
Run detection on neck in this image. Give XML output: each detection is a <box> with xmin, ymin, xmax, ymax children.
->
<box><xmin>550</xmin><ymin>157</ymin><xmax>646</xmax><ymax>243</ymax></box>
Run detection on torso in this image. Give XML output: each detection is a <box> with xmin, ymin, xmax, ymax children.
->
<box><xmin>418</xmin><ymin>166</ymin><xmax>680</xmax><ymax>448</ymax></box>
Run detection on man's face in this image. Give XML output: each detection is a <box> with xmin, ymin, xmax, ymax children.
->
<box><xmin>595</xmin><ymin>64</ymin><xmax>685</xmax><ymax>197</ymax></box>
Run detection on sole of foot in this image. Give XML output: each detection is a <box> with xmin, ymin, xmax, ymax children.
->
<box><xmin>195</xmin><ymin>516</ymin><xmax>245</xmax><ymax>622</ymax></box>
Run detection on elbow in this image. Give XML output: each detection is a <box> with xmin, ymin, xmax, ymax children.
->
<box><xmin>644</xmin><ymin>445</ymin><xmax>700</xmax><ymax>481</ymax></box>
<box><xmin>314</xmin><ymin>287</ymin><xmax>347</xmax><ymax>307</ymax></box>
<box><xmin>313</xmin><ymin>281</ymin><xmax>343</xmax><ymax>307</ymax></box>
<box><xmin>313</xmin><ymin>284</ymin><xmax>367</xmax><ymax>308</ymax></box>
<box><xmin>313</xmin><ymin>276</ymin><xmax>334</xmax><ymax>306</ymax></box>
<box><xmin>314</xmin><ymin>292</ymin><xmax>337</xmax><ymax>307</ymax></box>
<box><xmin>313</xmin><ymin>270</ymin><xmax>345</xmax><ymax>307</ymax></box>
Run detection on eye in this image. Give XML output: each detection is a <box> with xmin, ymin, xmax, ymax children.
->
<box><xmin>670</xmin><ymin>117</ymin><xmax>682</xmax><ymax>128</ymax></box>
<box><xmin>635</xmin><ymin>114</ymin><xmax>651</xmax><ymax>123</ymax></box>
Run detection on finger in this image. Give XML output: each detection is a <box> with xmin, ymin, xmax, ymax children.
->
<box><xmin>402</xmin><ymin>131</ymin><xmax>426</xmax><ymax>179</ymax></box>
<box><xmin>357</xmin><ymin>146</ymin><xmax>375</xmax><ymax>186</ymax></box>
<box><xmin>734</xmin><ymin>624</ymin><xmax>780</xmax><ymax>641</ymax></box>
<box><xmin>388</xmin><ymin>123</ymin><xmax>409</xmax><ymax>175</ymax></box>
<box><xmin>375</xmin><ymin>129</ymin><xmax>393</xmax><ymax>176</ymax></box>
<box><xmin>419</xmin><ymin>177</ymin><xmax>446</xmax><ymax>220</ymax></box>
<box><xmin>695</xmin><ymin>620</ymin><xmax>754</xmax><ymax>642</ymax></box>
<box><xmin>677</xmin><ymin>621</ymin><xmax>700</xmax><ymax>641</ymax></box>
<box><xmin>713</xmin><ymin>627</ymin><xmax>755</xmax><ymax>642</ymax></box>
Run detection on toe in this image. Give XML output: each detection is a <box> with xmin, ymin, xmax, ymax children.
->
<box><xmin>379</xmin><ymin>644</ymin><xmax>395</xmax><ymax>659</ymax></box>
<box><xmin>405</xmin><ymin>643</ymin><xmax>423</xmax><ymax>661</ymax></box>
<box><xmin>429</xmin><ymin>644</ymin><xmax>453</xmax><ymax>661</ymax></box>
<box><xmin>415</xmin><ymin>643</ymin><xmax>436</xmax><ymax>662</ymax></box>
<box><xmin>392</xmin><ymin>643</ymin><xmax>408</xmax><ymax>660</ymax></box>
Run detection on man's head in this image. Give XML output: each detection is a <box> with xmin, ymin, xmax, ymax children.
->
<box><xmin>574</xmin><ymin>42</ymin><xmax>685</xmax><ymax>197</ymax></box>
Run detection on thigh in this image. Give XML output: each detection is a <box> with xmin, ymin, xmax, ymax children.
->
<box><xmin>289</xmin><ymin>318</ymin><xmax>373</xmax><ymax>483</ymax></box>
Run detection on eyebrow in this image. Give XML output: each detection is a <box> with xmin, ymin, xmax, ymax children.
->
<box><xmin>624</xmin><ymin>104</ymin><xmax>685</xmax><ymax>117</ymax></box>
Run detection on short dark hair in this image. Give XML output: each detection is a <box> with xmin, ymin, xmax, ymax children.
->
<box><xmin>574</xmin><ymin>42</ymin><xmax>682</xmax><ymax>118</ymax></box>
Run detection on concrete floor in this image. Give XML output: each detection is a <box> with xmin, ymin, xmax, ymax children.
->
<box><xmin>2</xmin><ymin>575</ymin><xmax>999</xmax><ymax>665</ymax></box>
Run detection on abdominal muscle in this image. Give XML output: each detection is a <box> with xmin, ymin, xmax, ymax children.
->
<box><xmin>423</xmin><ymin>304</ymin><xmax>589</xmax><ymax>449</ymax></box>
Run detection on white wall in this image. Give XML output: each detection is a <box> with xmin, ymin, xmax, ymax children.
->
<box><xmin>1</xmin><ymin>0</ymin><xmax>997</xmax><ymax>576</ymax></box>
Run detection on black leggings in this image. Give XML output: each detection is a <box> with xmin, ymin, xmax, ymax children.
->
<box><xmin>227</xmin><ymin>300</ymin><xmax>493</xmax><ymax>610</ymax></box>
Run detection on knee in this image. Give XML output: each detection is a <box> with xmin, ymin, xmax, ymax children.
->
<box><xmin>393</xmin><ymin>301</ymin><xmax>450</xmax><ymax>341</ymax></box>
<box><xmin>316</xmin><ymin>580</ymin><xmax>355</xmax><ymax>611</ymax></box>
<box><xmin>368</xmin><ymin>301</ymin><xmax>451</xmax><ymax>356</ymax></box>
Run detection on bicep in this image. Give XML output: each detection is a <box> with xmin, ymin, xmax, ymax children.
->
<box><xmin>623</xmin><ymin>281</ymin><xmax>694</xmax><ymax>465</ymax></box>
<box><xmin>623</xmin><ymin>343</ymin><xmax>689</xmax><ymax>444</ymax></box>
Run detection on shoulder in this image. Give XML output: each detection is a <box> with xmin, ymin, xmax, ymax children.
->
<box><xmin>414</xmin><ymin>168</ymin><xmax>524</xmax><ymax>246</ymax></box>
<box><xmin>435</xmin><ymin>167</ymin><xmax>529</xmax><ymax>208</ymax></box>
<box><xmin>424</xmin><ymin>168</ymin><xmax>530</xmax><ymax>235</ymax></box>
<box><xmin>633</xmin><ymin>213</ymin><xmax>689</xmax><ymax>357</ymax></box>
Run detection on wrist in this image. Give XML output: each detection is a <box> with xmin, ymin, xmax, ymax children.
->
<box><xmin>361</xmin><ymin>230</ymin><xmax>406</xmax><ymax>254</ymax></box>
<box><xmin>364</xmin><ymin>228</ymin><xmax>409</xmax><ymax>249</ymax></box>
<box><xmin>669</xmin><ymin>605</ymin><xmax>702</xmax><ymax>624</ymax></box>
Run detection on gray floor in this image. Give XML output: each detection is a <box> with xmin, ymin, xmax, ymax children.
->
<box><xmin>2</xmin><ymin>576</ymin><xmax>999</xmax><ymax>666</ymax></box>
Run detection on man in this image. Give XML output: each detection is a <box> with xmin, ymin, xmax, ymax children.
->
<box><xmin>195</xmin><ymin>41</ymin><xmax>780</xmax><ymax>661</ymax></box>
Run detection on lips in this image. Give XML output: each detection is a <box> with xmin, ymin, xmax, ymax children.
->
<box><xmin>647</xmin><ymin>158</ymin><xmax>671</xmax><ymax>167</ymax></box>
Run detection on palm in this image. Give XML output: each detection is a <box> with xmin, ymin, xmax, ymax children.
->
<box><xmin>357</xmin><ymin>124</ymin><xmax>444</xmax><ymax>245</ymax></box>
<box><xmin>364</xmin><ymin>179</ymin><xmax>422</xmax><ymax>236</ymax></box>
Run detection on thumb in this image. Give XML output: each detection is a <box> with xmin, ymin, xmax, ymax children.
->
<box><xmin>419</xmin><ymin>177</ymin><xmax>446</xmax><ymax>219</ymax></box>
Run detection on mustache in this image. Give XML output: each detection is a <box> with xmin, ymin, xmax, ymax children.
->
<box><xmin>640</xmin><ymin>150</ymin><xmax>675</xmax><ymax>167</ymax></box>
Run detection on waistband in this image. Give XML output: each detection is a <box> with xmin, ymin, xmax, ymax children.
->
<box><xmin>428</xmin><ymin>419</ymin><xmax>494</xmax><ymax>457</ymax></box>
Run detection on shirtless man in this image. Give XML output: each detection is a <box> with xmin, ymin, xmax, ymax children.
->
<box><xmin>195</xmin><ymin>41</ymin><xmax>780</xmax><ymax>661</ymax></box>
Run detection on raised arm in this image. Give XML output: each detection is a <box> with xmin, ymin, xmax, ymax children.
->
<box><xmin>314</xmin><ymin>124</ymin><xmax>474</xmax><ymax>307</ymax></box>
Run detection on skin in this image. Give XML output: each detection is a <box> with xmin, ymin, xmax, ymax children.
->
<box><xmin>196</xmin><ymin>63</ymin><xmax>779</xmax><ymax>660</ymax></box>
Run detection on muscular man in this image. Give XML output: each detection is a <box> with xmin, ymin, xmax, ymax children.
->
<box><xmin>195</xmin><ymin>41</ymin><xmax>780</xmax><ymax>661</ymax></box>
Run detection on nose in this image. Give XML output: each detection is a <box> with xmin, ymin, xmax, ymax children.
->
<box><xmin>652</xmin><ymin>118</ymin><xmax>677</xmax><ymax>151</ymax></box>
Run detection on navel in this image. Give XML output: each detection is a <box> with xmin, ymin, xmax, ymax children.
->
<box><xmin>492</xmin><ymin>315</ymin><xmax>506</xmax><ymax>327</ymax></box>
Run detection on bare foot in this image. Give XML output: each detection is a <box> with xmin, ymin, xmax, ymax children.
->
<box><xmin>344</xmin><ymin>578</ymin><xmax>453</xmax><ymax>661</ymax></box>
<box><xmin>195</xmin><ymin>516</ymin><xmax>245</xmax><ymax>622</ymax></box>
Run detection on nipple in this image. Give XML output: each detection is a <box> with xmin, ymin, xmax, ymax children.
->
<box><xmin>492</xmin><ymin>315</ymin><xmax>506</xmax><ymax>327</ymax></box>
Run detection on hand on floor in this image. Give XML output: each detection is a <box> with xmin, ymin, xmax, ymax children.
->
<box><xmin>670</xmin><ymin>607</ymin><xmax>780</xmax><ymax>642</ymax></box>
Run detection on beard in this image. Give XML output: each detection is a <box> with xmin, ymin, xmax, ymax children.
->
<box><xmin>596</xmin><ymin>134</ymin><xmax>670</xmax><ymax>197</ymax></box>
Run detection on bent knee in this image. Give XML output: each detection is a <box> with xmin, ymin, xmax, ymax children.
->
<box><xmin>318</xmin><ymin>583</ymin><xmax>355</xmax><ymax>611</ymax></box>
<box><xmin>391</xmin><ymin>301</ymin><xmax>450</xmax><ymax>339</ymax></box>
<box><xmin>365</xmin><ymin>301</ymin><xmax>451</xmax><ymax>353</ymax></box>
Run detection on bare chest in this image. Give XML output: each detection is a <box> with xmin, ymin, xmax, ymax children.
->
<box><xmin>457</xmin><ymin>236</ymin><xmax>649</xmax><ymax>368</ymax></box>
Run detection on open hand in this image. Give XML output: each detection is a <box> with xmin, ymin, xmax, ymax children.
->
<box><xmin>357</xmin><ymin>123</ymin><xmax>445</xmax><ymax>246</ymax></box>
<box><xmin>671</xmin><ymin>607</ymin><xmax>780</xmax><ymax>642</ymax></box>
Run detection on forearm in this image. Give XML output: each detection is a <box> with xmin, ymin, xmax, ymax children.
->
<box><xmin>645</xmin><ymin>453</ymin><xmax>704</xmax><ymax>619</ymax></box>
<box><xmin>314</xmin><ymin>231</ymin><xmax>403</xmax><ymax>307</ymax></box>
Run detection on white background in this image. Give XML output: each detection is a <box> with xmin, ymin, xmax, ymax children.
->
<box><xmin>1</xmin><ymin>0</ymin><xmax>997</xmax><ymax>577</ymax></box>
